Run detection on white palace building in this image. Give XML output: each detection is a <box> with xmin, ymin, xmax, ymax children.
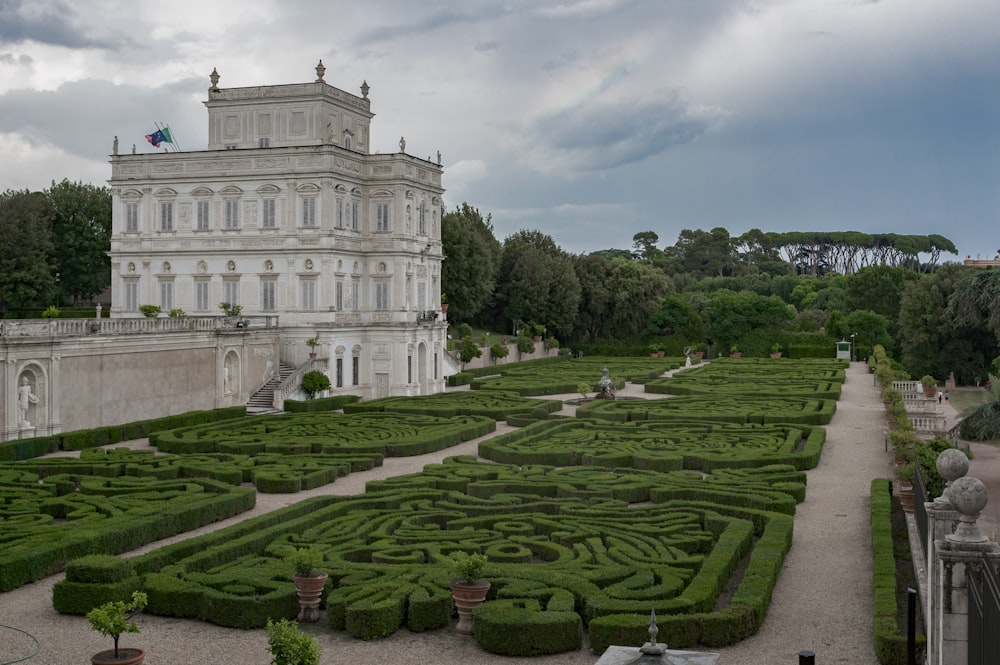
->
<box><xmin>1</xmin><ymin>62</ymin><xmax>449</xmax><ymax>441</ymax></box>
<box><xmin>109</xmin><ymin>62</ymin><xmax>448</xmax><ymax>396</ymax></box>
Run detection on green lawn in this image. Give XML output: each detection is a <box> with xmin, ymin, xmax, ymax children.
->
<box><xmin>947</xmin><ymin>388</ymin><xmax>994</xmax><ymax>416</ymax></box>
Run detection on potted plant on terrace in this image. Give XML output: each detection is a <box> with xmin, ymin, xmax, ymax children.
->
<box><xmin>440</xmin><ymin>292</ymin><xmax>448</xmax><ymax>314</ymax></box>
<box><xmin>86</xmin><ymin>591</ymin><xmax>148</xmax><ymax>665</ymax></box>
<box><xmin>448</xmin><ymin>552</ymin><xmax>490</xmax><ymax>634</ymax></box>
<box><xmin>770</xmin><ymin>343</ymin><xmax>782</xmax><ymax>358</ymax></box>
<box><xmin>305</xmin><ymin>335</ymin><xmax>320</xmax><ymax>359</ymax></box>
<box><xmin>266</xmin><ymin>618</ymin><xmax>322</xmax><ymax>665</ymax></box>
<box><xmin>288</xmin><ymin>548</ymin><xmax>328</xmax><ymax>623</ymax></box>
<box><xmin>920</xmin><ymin>375</ymin><xmax>938</xmax><ymax>398</ymax></box>
<box><xmin>729</xmin><ymin>345</ymin><xmax>742</xmax><ymax>358</ymax></box>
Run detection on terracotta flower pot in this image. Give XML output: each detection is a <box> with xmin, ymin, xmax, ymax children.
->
<box><xmin>896</xmin><ymin>481</ymin><xmax>915</xmax><ymax>513</ymax></box>
<box><xmin>293</xmin><ymin>572</ymin><xmax>328</xmax><ymax>623</ymax></box>
<box><xmin>449</xmin><ymin>579</ymin><xmax>490</xmax><ymax>634</ymax></box>
<box><xmin>92</xmin><ymin>648</ymin><xmax>145</xmax><ymax>665</ymax></box>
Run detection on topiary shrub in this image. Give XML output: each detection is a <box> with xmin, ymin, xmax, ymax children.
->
<box><xmin>301</xmin><ymin>370</ymin><xmax>331</xmax><ymax>399</ymax></box>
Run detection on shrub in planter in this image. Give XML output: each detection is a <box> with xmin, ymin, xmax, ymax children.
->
<box><xmin>138</xmin><ymin>304</ymin><xmax>161</xmax><ymax>318</ymax></box>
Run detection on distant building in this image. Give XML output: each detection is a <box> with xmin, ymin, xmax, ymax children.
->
<box><xmin>108</xmin><ymin>62</ymin><xmax>448</xmax><ymax>398</ymax></box>
<box><xmin>963</xmin><ymin>251</ymin><xmax>1000</xmax><ymax>268</ymax></box>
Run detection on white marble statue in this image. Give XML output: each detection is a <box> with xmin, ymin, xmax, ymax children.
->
<box><xmin>17</xmin><ymin>376</ymin><xmax>38</xmax><ymax>427</ymax></box>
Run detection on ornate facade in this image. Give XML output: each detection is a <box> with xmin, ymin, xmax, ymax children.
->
<box><xmin>108</xmin><ymin>63</ymin><xmax>448</xmax><ymax>399</ymax></box>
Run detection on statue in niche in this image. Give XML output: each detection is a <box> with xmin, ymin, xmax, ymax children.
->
<box><xmin>17</xmin><ymin>376</ymin><xmax>39</xmax><ymax>427</ymax></box>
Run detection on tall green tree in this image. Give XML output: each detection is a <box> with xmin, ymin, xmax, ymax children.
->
<box><xmin>496</xmin><ymin>230</ymin><xmax>580</xmax><ymax>336</ymax></box>
<box><xmin>440</xmin><ymin>203</ymin><xmax>501</xmax><ymax>325</ymax></box>
<box><xmin>842</xmin><ymin>265</ymin><xmax>917</xmax><ymax>325</ymax></box>
<box><xmin>663</xmin><ymin>227</ymin><xmax>735</xmax><ymax>278</ymax></box>
<box><xmin>0</xmin><ymin>189</ymin><xmax>57</xmax><ymax>314</ymax></box>
<box><xmin>571</xmin><ymin>254</ymin><xmax>670</xmax><ymax>340</ymax></box>
<box><xmin>703</xmin><ymin>291</ymin><xmax>795</xmax><ymax>351</ymax></box>
<box><xmin>645</xmin><ymin>294</ymin><xmax>704</xmax><ymax>342</ymax></box>
<box><xmin>45</xmin><ymin>179</ymin><xmax>112</xmax><ymax>305</ymax></box>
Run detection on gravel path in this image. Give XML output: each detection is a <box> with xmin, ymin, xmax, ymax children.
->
<box><xmin>0</xmin><ymin>363</ymin><xmax>915</xmax><ymax>664</ymax></box>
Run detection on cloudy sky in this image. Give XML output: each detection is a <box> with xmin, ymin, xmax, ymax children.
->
<box><xmin>1</xmin><ymin>0</ymin><xmax>998</xmax><ymax>260</ymax></box>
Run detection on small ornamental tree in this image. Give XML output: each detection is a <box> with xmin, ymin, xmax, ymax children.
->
<box><xmin>86</xmin><ymin>591</ymin><xmax>148</xmax><ymax>660</ymax></box>
<box><xmin>490</xmin><ymin>342</ymin><xmax>509</xmax><ymax>361</ymax></box>
<box><xmin>301</xmin><ymin>370</ymin><xmax>330</xmax><ymax>399</ymax></box>
<box><xmin>459</xmin><ymin>336</ymin><xmax>482</xmax><ymax>366</ymax></box>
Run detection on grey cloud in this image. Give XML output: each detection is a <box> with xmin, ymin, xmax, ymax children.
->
<box><xmin>355</xmin><ymin>6</ymin><xmax>511</xmax><ymax>45</ymax></box>
<box><xmin>0</xmin><ymin>51</ymin><xmax>31</xmax><ymax>64</ymax></box>
<box><xmin>529</xmin><ymin>91</ymin><xmax>724</xmax><ymax>171</ymax></box>
<box><xmin>0</xmin><ymin>76</ymin><xmax>206</xmax><ymax>163</ymax></box>
<box><xmin>0</xmin><ymin>0</ymin><xmax>130</xmax><ymax>49</ymax></box>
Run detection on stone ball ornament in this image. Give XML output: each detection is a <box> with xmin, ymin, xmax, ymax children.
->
<box><xmin>945</xmin><ymin>476</ymin><xmax>990</xmax><ymax>546</ymax></box>
<box><xmin>936</xmin><ymin>448</ymin><xmax>969</xmax><ymax>484</ymax></box>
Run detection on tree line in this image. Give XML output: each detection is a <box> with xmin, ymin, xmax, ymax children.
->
<box><xmin>442</xmin><ymin>204</ymin><xmax>996</xmax><ymax>385</ymax></box>
<box><xmin>0</xmin><ymin>181</ymin><xmax>112</xmax><ymax>315</ymax></box>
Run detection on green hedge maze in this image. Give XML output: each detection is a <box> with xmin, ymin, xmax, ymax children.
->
<box><xmin>29</xmin><ymin>357</ymin><xmax>852</xmax><ymax>656</ymax></box>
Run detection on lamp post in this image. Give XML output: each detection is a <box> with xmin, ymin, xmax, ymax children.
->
<box><xmin>850</xmin><ymin>333</ymin><xmax>857</xmax><ymax>363</ymax></box>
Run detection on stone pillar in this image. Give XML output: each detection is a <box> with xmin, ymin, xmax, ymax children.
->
<box><xmin>928</xmin><ymin>475</ymin><xmax>997</xmax><ymax>665</ymax></box>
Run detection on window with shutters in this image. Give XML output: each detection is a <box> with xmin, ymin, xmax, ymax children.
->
<box><xmin>126</xmin><ymin>203</ymin><xmax>139</xmax><ymax>232</ymax></box>
<box><xmin>262</xmin><ymin>199</ymin><xmax>276</xmax><ymax>229</ymax></box>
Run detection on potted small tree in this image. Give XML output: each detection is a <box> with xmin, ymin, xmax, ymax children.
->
<box><xmin>770</xmin><ymin>343</ymin><xmax>782</xmax><ymax>358</ymax></box>
<box><xmin>138</xmin><ymin>305</ymin><xmax>161</xmax><ymax>318</ymax></box>
<box><xmin>86</xmin><ymin>591</ymin><xmax>148</xmax><ymax>665</ymax></box>
<box><xmin>729</xmin><ymin>345</ymin><xmax>742</xmax><ymax>358</ymax></box>
<box><xmin>920</xmin><ymin>375</ymin><xmax>938</xmax><ymax>398</ymax></box>
<box><xmin>448</xmin><ymin>552</ymin><xmax>489</xmax><ymax>634</ymax></box>
<box><xmin>288</xmin><ymin>547</ymin><xmax>328</xmax><ymax>623</ymax></box>
<box><xmin>305</xmin><ymin>335</ymin><xmax>320</xmax><ymax>359</ymax></box>
<box><xmin>490</xmin><ymin>341</ymin><xmax>509</xmax><ymax>363</ymax></box>
<box><xmin>440</xmin><ymin>292</ymin><xmax>448</xmax><ymax>314</ymax></box>
<box><xmin>266</xmin><ymin>618</ymin><xmax>322</xmax><ymax>665</ymax></box>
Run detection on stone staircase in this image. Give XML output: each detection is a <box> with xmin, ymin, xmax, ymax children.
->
<box><xmin>247</xmin><ymin>363</ymin><xmax>296</xmax><ymax>415</ymax></box>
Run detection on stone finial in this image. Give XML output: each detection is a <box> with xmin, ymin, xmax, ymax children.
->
<box><xmin>360</xmin><ymin>80</ymin><xmax>370</xmax><ymax>99</ymax></box>
<box><xmin>209</xmin><ymin>67</ymin><xmax>220</xmax><ymax>91</ymax></box>
<box><xmin>113</xmin><ymin>136</ymin><xmax>118</xmax><ymax>155</ymax></box>
<box><xmin>946</xmin><ymin>476</ymin><xmax>990</xmax><ymax>547</ymax></box>
<box><xmin>639</xmin><ymin>608</ymin><xmax>665</xmax><ymax>655</ymax></box>
<box><xmin>315</xmin><ymin>59</ymin><xmax>326</xmax><ymax>82</ymax></box>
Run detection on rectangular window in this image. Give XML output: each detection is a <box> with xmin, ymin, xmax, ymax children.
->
<box><xmin>224</xmin><ymin>279</ymin><xmax>239</xmax><ymax>307</ymax></box>
<box><xmin>418</xmin><ymin>201</ymin><xmax>426</xmax><ymax>235</ymax></box>
<box><xmin>351</xmin><ymin>280</ymin><xmax>359</xmax><ymax>311</ymax></box>
<box><xmin>261</xmin><ymin>279</ymin><xmax>276</xmax><ymax>311</ymax></box>
<box><xmin>375</xmin><ymin>202</ymin><xmax>390</xmax><ymax>232</ymax></box>
<box><xmin>159</xmin><ymin>281</ymin><xmax>173</xmax><ymax>311</ymax></box>
<box><xmin>351</xmin><ymin>200</ymin><xmax>359</xmax><ymax>231</ymax></box>
<box><xmin>302</xmin><ymin>197</ymin><xmax>316</xmax><ymax>227</ymax></box>
<box><xmin>352</xmin><ymin>356</ymin><xmax>359</xmax><ymax>386</ymax></box>
<box><xmin>195</xmin><ymin>280</ymin><xmax>210</xmax><ymax>312</ymax></box>
<box><xmin>335</xmin><ymin>198</ymin><xmax>343</xmax><ymax>229</ymax></box>
<box><xmin>417</xmin><ymin>283</ymin><xmax>426</xmax><ymax>312</ymax></box>
<box><xmin>335</xmin><ymin>281</ymin><xmax>343</xmax><ymax>310</ymax></box>
<box><xmin>225</xmin><ymin>200</ymin><xmax>239</xmax><ymax>229</ymax></box>
<box><xmin>375</xmin><ymin>282</ymin><xmax>389</xmax><ymax>311</ymax></box>
<box><xmin>160</xmin><ymin>202</ymin><xmax>173</xmax><ymax>231</ymax></box>
<box><xmin>258</xmin><ymin>138</ymin><xmax>270</xmax><ymax>148</ymax></box>
<box><xmin>336</xmin><ymin>358</ymin><xmax>344</xmax><ymax>388</ymax></box>
<box><xmin>407</xmin><ymin>355</ymin><xmax>412</xmax><ymax>383</ymax></box>
<box><xmin>124</xmin><ymin>281</ymin><xmax>138</xmax><ymax>312</ymax></box>
<box><xmin>126</xmin><ymin>203</ymin><xmax>138</xmax><ymax>232</ymax></box>
<box><xmin>301</xmin><ymin>279</ymin><xmax>316</xmax><ymax>311</ymax></box>
<box><xmin>434</xmin><ymin>352</ymin><xmax>438</xmax><ymax>380</ymax></box>
<box><xmin>196</xmin><ymin>200</ymin><xmax>209</xmax><ymax>231</ymax></box>
<box><xmin>262</xmin><ymin>199</ymin><xmax>276</xmax><ymax>229</ymax></box>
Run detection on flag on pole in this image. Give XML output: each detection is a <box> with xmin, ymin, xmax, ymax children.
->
<box><xmin>145</xmin><ymin>127</ymin><xmax>173</xmax><ymax>148</ymax></box>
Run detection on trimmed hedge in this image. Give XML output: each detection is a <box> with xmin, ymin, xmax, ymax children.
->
<box><xmin>283</xmin><ymin>394</ymin><xmax>360</xmax><ymax>413</ymax></box>
<box><xmin>871</xmin><ymin>478</ymin><xmax>926</xmax><ymax>664</ymax></box>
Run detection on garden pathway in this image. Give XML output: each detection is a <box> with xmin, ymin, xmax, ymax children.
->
<box><xmin>0</xmin><ymin>362</ymin><xmax>912</xmax><ymax>665</ymax></box>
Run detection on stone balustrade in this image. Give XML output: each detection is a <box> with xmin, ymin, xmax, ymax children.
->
<box><xmin>0</xmin><ymin>316</ymin><xmax>279</xmax><ymax>337</ymax></box>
